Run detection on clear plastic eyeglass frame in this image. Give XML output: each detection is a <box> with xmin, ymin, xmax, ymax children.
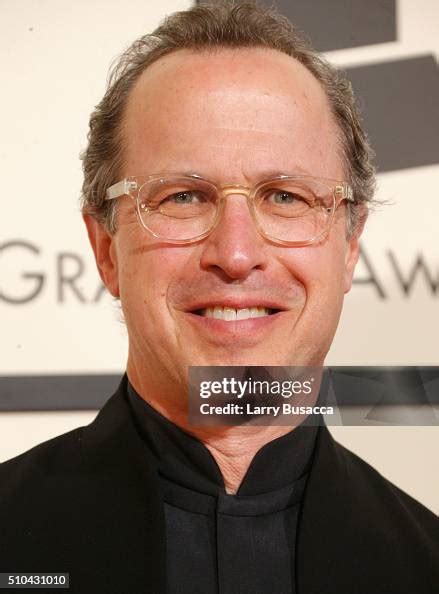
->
<box><xmin>105</xmin><ymin>173</ymin><xmax>354</xmax><ymax>246</ymax></box>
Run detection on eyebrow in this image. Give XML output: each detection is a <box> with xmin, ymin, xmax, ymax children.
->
<box><xmin>179</xmin><ymin>166</ymin><xmax>315</xmax><ymax>183</ymax></box>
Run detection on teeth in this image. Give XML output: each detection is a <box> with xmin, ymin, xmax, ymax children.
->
<box><xmin>213</xmin><ymin>306</ymin><xmax>223</xmax><ymax>320</ymax></box>
<box><xmin>203</xmin><ymin>306</ymin><xmax>271</xmax><ymax>320</ymax></box>
<box><xmin>223</xmin><ymin>307</ymin><xmax>236</xmax><ymax>321</ymax></box>
<box><xmin>236</xmin><ymin>308</ymin><xmax>250</xmax><ymax>320</ymax></box>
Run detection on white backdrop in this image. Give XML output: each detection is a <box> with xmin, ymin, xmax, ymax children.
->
<box><xmin>1</xmin><ymin>0</ymin><xmax>438</xmax><ymax>513</ymax></box>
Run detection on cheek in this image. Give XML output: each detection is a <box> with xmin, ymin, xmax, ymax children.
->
<box><xmin>117</xmin><ymin>239</ymin><xmax>190</xmax><ymax>316</ymax></box>
<box><xmin>280</xmin><ymin>239</ymin><xmax>348</xmax><ymax>305</ymax></box>
<box><xmin>119</xmin><ymin>255</ymin><xmax>164</xmax><ymax>313</ymax></box>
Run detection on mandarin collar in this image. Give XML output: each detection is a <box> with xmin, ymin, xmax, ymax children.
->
<box><xmin>126</xmin><ymin>379</ymin><xmax>318</xmax><ymax>496</ymax></box>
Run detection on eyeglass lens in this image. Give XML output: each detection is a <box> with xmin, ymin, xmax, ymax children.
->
<box><xmin>136</xmin><ymin>176</ymin><xmax>335</xmax><ymax>242</ymax></box>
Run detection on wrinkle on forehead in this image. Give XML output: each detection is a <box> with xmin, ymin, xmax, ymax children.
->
<box><xmin>128</xmin><ymin>71</ymin><xmax>332</xmax><ymax>135</ymax></box>
<box><xmin>125</xmin><ymin>47</ymin><xmax>332</xmax><ymax>132</ymax></box>
<box><xmin>146</xmin><ymin>132</ymin><xmax>317</xmax><ymax>182</ymax></box>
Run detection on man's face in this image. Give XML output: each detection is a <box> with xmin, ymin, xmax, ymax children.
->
<box><xmin>87</xmin><ymin>48</ymin><xmax>362</xmax><ymax>395</ymax></box>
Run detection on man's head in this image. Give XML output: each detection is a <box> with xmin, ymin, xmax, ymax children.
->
<box><xmin>82</xmin><ymin>3</ymin><xmax>375</xmax><ymax>404</ymax></box>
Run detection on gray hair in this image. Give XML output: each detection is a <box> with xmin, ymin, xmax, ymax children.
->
<box><xmin>81</xmin><ymin>1</ymin><xmax>376</xmax><ymax>235</ymax></box>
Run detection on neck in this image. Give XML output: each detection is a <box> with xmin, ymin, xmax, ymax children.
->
<box><xmin>192</xmin><ymin>424</ymin><xmax>297</xmax><ymax>493</ymax></box>
<box><xmin>127</xmin><ymin>366</ymin><xmax>297</xmax><ymax>494</ymax></box>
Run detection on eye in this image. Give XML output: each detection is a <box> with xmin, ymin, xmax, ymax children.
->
<box><xmin>163</xmin><ymin>190</ymin><xmax>205</xmax><ymax>205</ymax></box>
<box><xmin>267</xmin><ymin>190</ymin><xmax>298</xmax><ymax>204</ymax></box>
<box><xmin>257</xmin><ymin>185</ymin><xmax>317</xmax><ymax>219</ymax></box>
<box><xmin>264</xmin><ymin>189</ymin><xmax>312</xmax><ymax>206</ymax></box>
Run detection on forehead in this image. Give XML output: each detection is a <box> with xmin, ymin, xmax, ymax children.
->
<box><xmin>122</xmin><ymin>47</ymin><xmax>344</xmax><ymax>181</ymax></box>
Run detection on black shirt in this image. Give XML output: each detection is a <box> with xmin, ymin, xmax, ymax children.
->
<box><xmin>127</xmin><ymin>381</ymin><xmax>319</xmax><ymax>594</ymax></box>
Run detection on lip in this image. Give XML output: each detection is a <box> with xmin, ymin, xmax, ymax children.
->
<box><xmin>184</xmin><ymin>298</ymin><xmax>288</xmax><ymax>314</ymax></box>
<box><xmin>182</xmin><ymin>308</ymin><xmax>286</xmax><ymax>345</ymax></box>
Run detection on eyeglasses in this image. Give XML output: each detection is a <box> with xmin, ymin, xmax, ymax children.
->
<box><xmin>105</xmin><ymin>173</ymin><xmax>354</xmax><ymax>246</ymax></box>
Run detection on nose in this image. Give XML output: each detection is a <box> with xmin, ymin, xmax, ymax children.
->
<box><xmin>199</xmin><ymin>193</ymin><xmax>268</xmax><ymax>280</ymax></box>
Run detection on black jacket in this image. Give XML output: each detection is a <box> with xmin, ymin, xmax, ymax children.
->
<box><xmin>0</xmin><ymin>376</ymin><xmax>438</xmax><ymax>593</ymax></box>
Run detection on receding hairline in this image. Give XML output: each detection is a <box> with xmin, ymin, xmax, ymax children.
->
<box><xmin>81</xmin><ymin>1</ymin><xmax>376</xmax><ymax>236</ymax></box>
<box><xmin>119</xmin><ymin>45</ymin><xmax>348</xmax><ymax>178</ymax></box>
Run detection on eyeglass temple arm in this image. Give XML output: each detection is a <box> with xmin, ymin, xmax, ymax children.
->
<box><xmin>105</xmin><ymin>179</ymin><xmax>138</xmax><ymax>201</ymax></box>
<box><xmin>336</xmin><ymin>184</ymin><xmax>354</xmax><ymax>203</ymax></box>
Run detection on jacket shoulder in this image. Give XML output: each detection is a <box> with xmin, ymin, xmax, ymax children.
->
<box><xmin>0</xmin><ymin>426</ymin><xmax>86</xmax><ymax>498</ymax></box>
<box><xmin>297</xmin><ymin>428</ymin><xmax>438</xmax><ymax>593</ymax></box>
<box><xmin>329</xmin><ymin>436</ymin><xmax>439</xmax><ymax>559</ymax></box>
<box><xmin>0</xmin><ymin>383</ymin><xmax>166</xmax><ymax>591</ymax></box>
<box><xmin>336</xmin><ymin>438</ymin><xmax>437</xmax><ymax>519</ymax></box>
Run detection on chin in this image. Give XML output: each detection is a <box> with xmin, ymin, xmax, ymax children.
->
<box><xmin>191</xmin><ymin>351</ymin><xmax>306</xmax><ymax>368</ymax></box>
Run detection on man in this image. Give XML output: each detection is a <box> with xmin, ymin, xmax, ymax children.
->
<box><xmin>0</xmin><ymin>3</ymin><xmax>437</xmax><ymax>593</ymax></box>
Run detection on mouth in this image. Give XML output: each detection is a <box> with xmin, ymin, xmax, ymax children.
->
<box><xmin>193</xmin><ymin>306</ymin><xmax>280</xmax><ymax>321</ymax></box>
<box><xmin>182</xmin><ymin>301</ymin><xmax>289</xmax><ymax>348</ymax></box>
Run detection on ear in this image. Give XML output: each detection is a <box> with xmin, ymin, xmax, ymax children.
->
<box><xmin>343</xmin><ymin>207</ymin><xmax>367</xmax><ymax>294</ymax></box>
<box><xmin>83</xmin><ymin>214</ymin><xmax>120</xmax><ymax>298</ymax></box>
